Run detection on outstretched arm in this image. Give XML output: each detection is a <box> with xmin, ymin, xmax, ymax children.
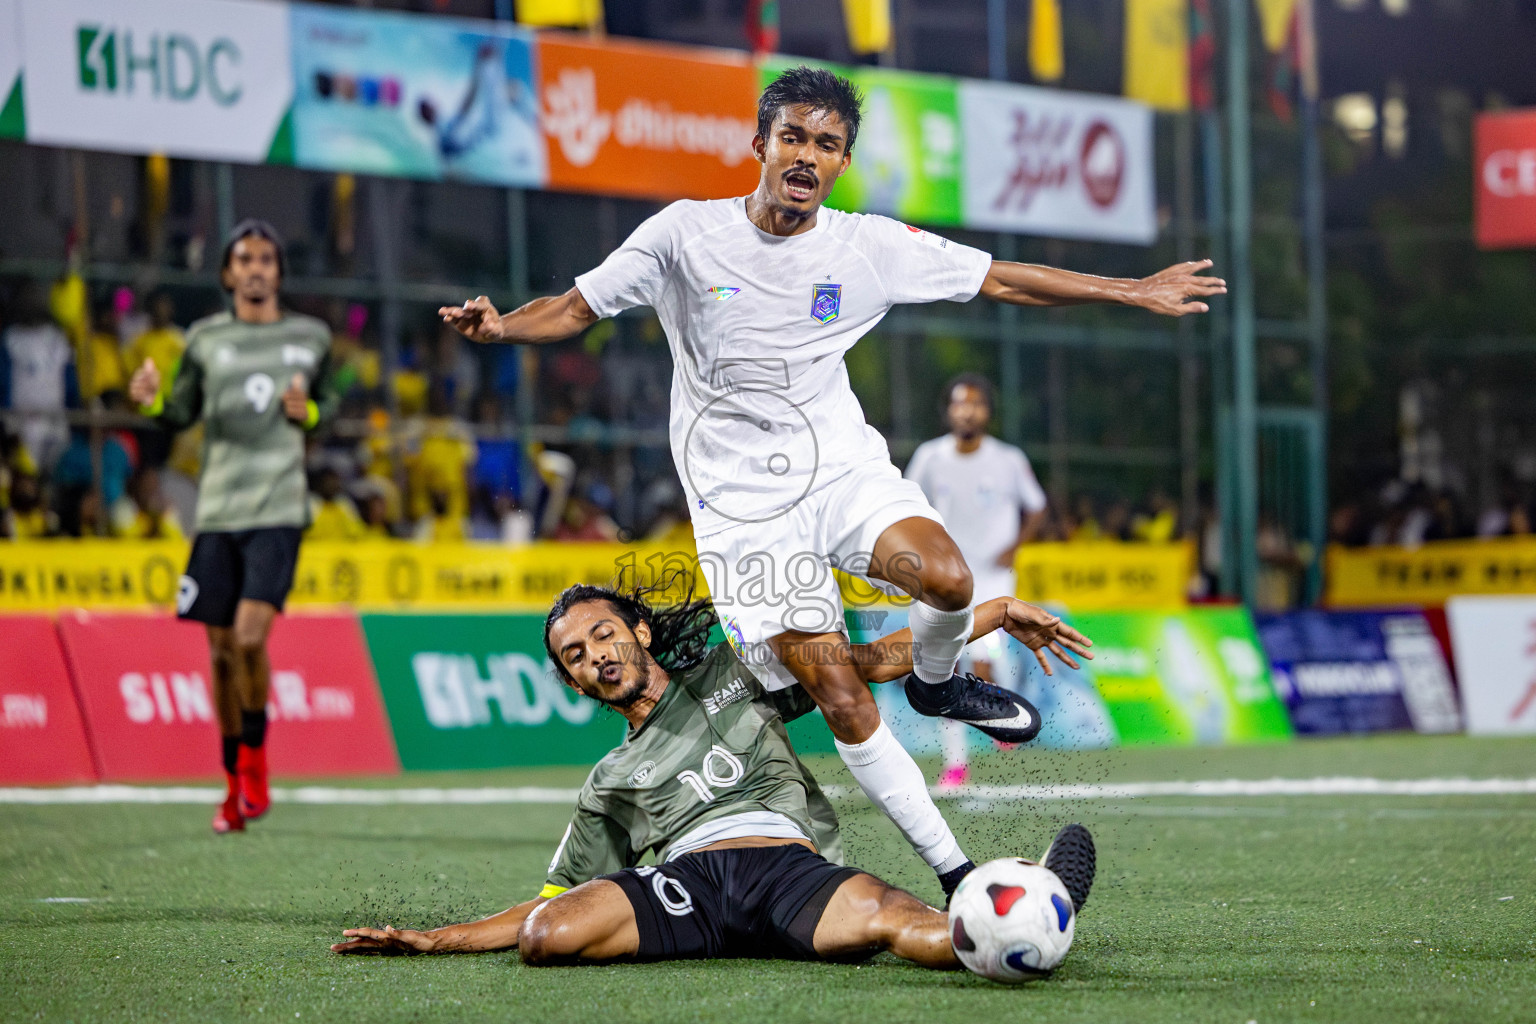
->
<box><xmin>438</xmin><ymin>287</ymin><xmax>599</xmax><ymax>346</ymax></box>
<box><xmin>978</xmin><ymin>259</ymin><xmax>1226</xmax><ymax>316</ymax></box>
<box><xmin>852</xmin><ymin>597</ymin><xmax>1093</xmax><ymax>685</ymax></box>
<box><xmin>331</xmin><ymin>897</ymin><xmax>547</xmax><ymax>955</ymax></box>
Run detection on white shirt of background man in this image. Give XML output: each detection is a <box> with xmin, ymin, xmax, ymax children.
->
<box><xmin>574</xmin><ymin>196</ymin><xmax>992</xmax><ymax>538</ymax></box>
<box><xmin>905</xmin><ymin>434</ymin><xmax>1047</xmax><ymax>601</ymax></box>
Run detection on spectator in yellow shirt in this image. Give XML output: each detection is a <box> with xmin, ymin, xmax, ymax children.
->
<box><xmin>3</xmin><ymin>474</ymin><xmax>58</xmax><ymax>539</ymax></box>
<box><xmin>307</xmin><ymin>468</ymin><xmax>365</xmax><ymax>541</ymax></box>
<box><xmin>125</xmin><ymin>293</ymin><xmax>186</xmax><ymax>404</ymax></box>
<box><xmin>78</xmin><ymin>298</ymin><xmax>128</xmax><ymax>402</ymax></box>
<box><xmin>404</xmin><ymin>388</ymin><xmax>476</xmax><ymax>523</ymax></box>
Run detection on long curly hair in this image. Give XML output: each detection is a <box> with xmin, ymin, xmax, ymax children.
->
<box><xmin>543</xmin><ymin>576</ymin><xmax>717</xmax><ymax>684</ymax></box>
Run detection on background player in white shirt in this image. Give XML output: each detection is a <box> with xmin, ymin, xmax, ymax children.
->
<box><xmin>906</xmin><ymin>373</ymin><xmax>1049</xmax><ymax>789</ymax></box>
<box><xmin>440</xmin><ymin>66</ymin><xmax>1222</xmax><ymax>898</ymax></box>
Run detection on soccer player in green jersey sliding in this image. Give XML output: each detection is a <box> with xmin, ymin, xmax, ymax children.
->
<box><xmin>129</xmin><ymin>220</ymin><xmax>336</xmax><ymax>834</ymax></box>
<box><xmin>331</xmin><ymin>583</ymin><xmax>1097</xmax><ymax>967</ymax></box>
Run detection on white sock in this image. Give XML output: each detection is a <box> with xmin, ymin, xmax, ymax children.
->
<box><xmin>835</xmin><ymin>721</ymin><xmax>969</xmax><ymax>874</ymax></box>
<box><xmin>909</xmin><ymin>602</ymin><xmax>973</xmax><ymax>685</ymax></box>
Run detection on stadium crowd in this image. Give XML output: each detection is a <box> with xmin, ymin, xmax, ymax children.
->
<box><xmin>4</xmin><ymin>275</ymin><xmax>1532</xmax><ymax>562</ymax></box>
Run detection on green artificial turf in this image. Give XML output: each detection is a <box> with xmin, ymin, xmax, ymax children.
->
<box><xmin>2</xmin><ymin>734</ymin><xmax>1533</xmax><ymax>1023</ymax></box>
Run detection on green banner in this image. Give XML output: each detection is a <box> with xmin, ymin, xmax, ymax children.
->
<box><xmin>759</xmin><ymin>58</ymin><xmax>962</xmax><ymax>227</ymax></box>
<box><xmin>360</xmin><ymin>613</ymin><xmax>625</xmax><ymax>770</ymax></box>
<box><xmin>1071</xmin><ymin>607</ymin><xmax>1293</xmax><ymax>746</ymax></box>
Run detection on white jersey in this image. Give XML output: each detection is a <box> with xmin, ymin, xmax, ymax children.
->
<box><xmin>575</xmin><ymin>197</ymin><xmax>992</xmax><ymax>537</ymax></box>
<box><xmin>905</xmin><ymin>434</ymin><xmax>1047</xmax><ymax>600</ymax></box>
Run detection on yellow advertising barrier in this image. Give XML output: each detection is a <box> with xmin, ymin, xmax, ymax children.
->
<box><xmin>1326</xmin><ymin>537</ymin><xmax>1536</xmax><ymax>607</ymax></box>
<box><xmin>0</xmin><ymin>539</ymin><xmax>1192</xmax><ymax>612</ymax></box>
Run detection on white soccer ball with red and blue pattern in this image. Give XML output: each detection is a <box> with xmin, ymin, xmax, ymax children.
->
<box><xmin>947</xmin><ymin>858</ymin><xmax>1076</xmax><ymax>982</ymax></box>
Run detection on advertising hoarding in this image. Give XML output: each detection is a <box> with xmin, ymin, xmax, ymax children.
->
<box><xmin>57</xmin><ymin>611</ymin><xmax>398</xmax><ymax>780</ymax></box>
<box><xmin>1445</xmin><ymin>596</ymin><xmax>1536</xmax><ymax>735</ymax></box>
<box><xmin>361</xmin><ymin>612</ymin><xmax>624</xmax><ymax>770</ymax></box>
<box><xmin>1069</xmin><ymin>607</ymin><xmax>1292</xmax><ymax>746</ymax></box>
<box><xmin>0</xmin><ymin>616</ymin><xmax>97</xmax><ymax>784</ymax></box>
<box><xmin>758</xmin><ymin>58</ymin><xmax>962</xmax><ymax>226</ymax></box>
<box><xmin>1474</xmin><ymin>109</ymin><xmax>1536</xmax><ymax>251</ymax></box>
<box><xmin>958</xmin><ymin>79</ymin><xmax>1156</xmax><ymax>244</ymax></box>
<box><xmin>0</xmin><ymin>0</ymin><xmax>22</xmax><ymax>139</ymax></box>
<box><xmin>538</xmin><ymin>34</ymin><xmax>759</xmax><ymax>202</ymax></box>
<box><xmin>1256</xmin><ymin>609</ymin><xmax>1461</xmax><ymax>735</ymax></box>
<box><xmin>288</xmin><ymin>4</ymin><xmax>543</xmax><ymax>186</ymax></box>
<box><xmin>21</xmin><ymin>0</ymin><xmax>293</xmax><ymax>163</ymax></box>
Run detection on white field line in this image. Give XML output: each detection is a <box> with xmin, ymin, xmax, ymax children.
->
<box><xmin>2</xmin><ymin>777</ymin><xmax>1536</xmax><ymax>805</ymax></box>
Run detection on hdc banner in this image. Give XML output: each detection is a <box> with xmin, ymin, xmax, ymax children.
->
<box><xmin>958</xmin><ymin>79</ymin><xmax>1156</xmax><ymax>244</ymax></box>
<box><xmin>20</xmin><ymin>0</ymin><xmax>294</xmax><ymax>163</ymax></box>
<box><xmin>360</xmin><ymin>612</ymin><xmax>624</xmax><ymax>770</ymax></box>
<box><xmin>288</xmin><ymin>4</ymin><xmax>543</xmax><ymax>186</ymax></box>
<box><xmin>57</xmin><ymin>611</ymin><xmax>398</xmax><ymax>781</ymax></box>
<box><xmin>0</xmin><ymin>616</ymin><xmax>97</xmax><ymax>784</ymax></box>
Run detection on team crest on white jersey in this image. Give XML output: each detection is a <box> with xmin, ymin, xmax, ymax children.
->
<box><xmin>810</xmin><ymin>283</ymin><xmax>841</xmax><ymax>324</ymax></box>
<box><xmin>702</xmin><ymin>679</ymin><xmax>749</xmax><ymax>715</ymax></box>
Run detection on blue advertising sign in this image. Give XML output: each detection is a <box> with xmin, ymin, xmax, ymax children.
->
<box><xmin>288</xmin><ymin>3</ymin><xmax>543</xmax><ymax>185</ymax></box>
<box><xmin>1256</xmin><ymin>610</ymin><xmax>1461</xmax><ymax>736</ymax></box>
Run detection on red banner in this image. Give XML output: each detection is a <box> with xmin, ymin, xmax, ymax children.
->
<box><xmin>1475</xmin><ymin>109</ymin><xmax>1536</xmax><ymax>250</ymax></box>
<box><xmin>0</xmin><ymin>616</ymin><xmax>98</xmax><ymax>784</ymax></box>
<box><xmin>57</xmin><ymin>611</ymin><xmax>399</xmax><ymax>781</ymax></box>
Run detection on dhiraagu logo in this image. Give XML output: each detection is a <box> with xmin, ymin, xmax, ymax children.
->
<box><xmin>77</xmin><ymin>24</ymin><xmax>243</xmax><ymax>106</ymax></box>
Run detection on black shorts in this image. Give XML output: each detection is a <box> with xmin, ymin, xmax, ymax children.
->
<box><xmin>604</xmin><ymin>844</ymin><xmax>864</xmax><ymax>961</ymax></box>
<box><xmin>177</xmin><ymin>527</ymin><xmax>302</xmax><ymax>627</ymax></box>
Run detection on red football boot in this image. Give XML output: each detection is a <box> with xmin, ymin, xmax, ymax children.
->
<box><xmin>236</xmin><ymin>744</ymin><xmax>270</xmax><ymax>821</ymax></box>
<box><xmin>213</xmin><ymin>772</ymin><xmax>245</xmax><ymax>834</ymax></box>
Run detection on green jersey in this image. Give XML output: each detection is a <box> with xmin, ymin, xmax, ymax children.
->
<box><xmin>543</xmin><ymin>643</ymin><xmax>840</xmax><ymax>895</ymax></box>
<box><xmin>154</xmin><ymin>311</ymin><xmax>335</xmax><ymax>533</ymax></box>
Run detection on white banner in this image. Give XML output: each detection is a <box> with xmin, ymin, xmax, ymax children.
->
<box><xmin>1445</xmin><ymin>596</ymin><xmax>1536</xmax><ymax>735</ymax></box>
<box><xmin>20</xmin><ymin>0</ymin><xmax>292</xmax><ymax>163</ymax></box>
<box><xmin>959</xmin><ymin>80</ymin><xmax>1156</xmax><ymax>245</ymax></box>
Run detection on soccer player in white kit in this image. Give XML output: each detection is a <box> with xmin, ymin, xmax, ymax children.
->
<box><xmin>440</xmin><ymin>67</ymin><xmax>1222</xmax><ymax>898</ymax></box>
<box><xmin>906</xmin><ymin>373</ymin><xmax>1049</xmax><ymax>789</ymax></box>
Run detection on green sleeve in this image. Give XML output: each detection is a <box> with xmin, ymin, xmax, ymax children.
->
<box><xmin>542</xmin><ymin>805</ymin><xmax>633</xmax><ymax>895</ymax></box>
<box><xmin>152</xmin><ymin>349</ymin><xmax>204</xmax><ymax>431</ymax></box>
<box><xmin>305</xmin><ymin>347</ymin><xmax>341</xmax><ymax>432</ymax></box>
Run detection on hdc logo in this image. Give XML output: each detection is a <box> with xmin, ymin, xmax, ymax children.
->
<box><xmin>77</xmin><ymin>25</ymin><xmax>242</xmax><ymax>106</ymax></box>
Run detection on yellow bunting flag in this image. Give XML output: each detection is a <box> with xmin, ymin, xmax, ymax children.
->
<box><xmin>1029</xmin><ymin>0</ymin><xmax>1065</xmax><ymax>82</ymax></box>
<box><xmin>1254</xmin><ymin>0</ymin><xmax>1298</xmax><ymax>53</ymax></box>
<box><xmin>514</xmin><ymin>0</ymin><xmax>603</xmax><ymax>28</ymax></box>
<box><xmin>841</xmin><ymin>0</ymin><xmax>892</xmax><ymax>55</ymax></box>
<box><xmin>1124</xmin><ymin>0</ymin><xmax>1189</xmax><ymax>111</ymax></box>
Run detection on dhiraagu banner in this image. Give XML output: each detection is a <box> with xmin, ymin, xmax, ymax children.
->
<box><xmin>0</xmin><ymin>0</ymin><xmax>23</xmax><ymax>139</ymax></box>
<box><xmin>1071</xmin><ymin>607</ymin><xmax>1293</xmax><ymax>746</ymax></box>
<box><xmin>287</xmin><ymin>4</ymin><xmax>543</xmax><ymax>186</ymax></box>
<box><xmin>20</xmin><ymin>0</ymin><xmax>294</xmax><ymax>163</ymax></box>
<box><xmin>759</xmin><ymin>58</ymin><xmax>962</xmax><ymax>226</ymax></box>
<box><xmin>361</xmin><ymin>613</ymin><xmax>625</xmax><ymax>770</ymax></box>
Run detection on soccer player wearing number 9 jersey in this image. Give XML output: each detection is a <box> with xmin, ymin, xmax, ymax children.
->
<box><xmin>128</xmin><ymin>220</ymin><xmax>335</xmax><ymax>835</ymax></box>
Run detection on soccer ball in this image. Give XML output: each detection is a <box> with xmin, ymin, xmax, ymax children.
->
<box><xmin>947</xmin><ymin>858</ymin><xmax>1076</xmax><ymax>983</ymax></box>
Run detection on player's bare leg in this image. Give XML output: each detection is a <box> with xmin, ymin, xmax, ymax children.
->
<box><xmin>870</xmin><ymin>517</ymin><xmax>1041</xmax><ymax>747</ymax></box>
<box><xmin>812</xmin><ymin>873</ymin><xmax>959</xmax><ymax>969</ymax></box>
<box><xmin>230</xmin><ymin>599</ymin><xmax>277</xmax><ymax>820</ymax></box>
<box><xmin>206</xmin><ymin>626</ymin><xmax>247</xmax><ymax>833</ymax></box>
<box><xmin>770</xmin><ymin>632</ymin><xmax>971</xmax><ymax>893</ymax></box>
<box><xmin>517</xmin><ymin>880</ymin><xmax>641</xmax><ymax>965</ymax></box>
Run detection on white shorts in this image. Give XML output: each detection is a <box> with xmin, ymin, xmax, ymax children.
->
<box><xmin>695</xmin><ymin>459</ymin><xmax>942</xmax><ymax>691</ymax></box>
